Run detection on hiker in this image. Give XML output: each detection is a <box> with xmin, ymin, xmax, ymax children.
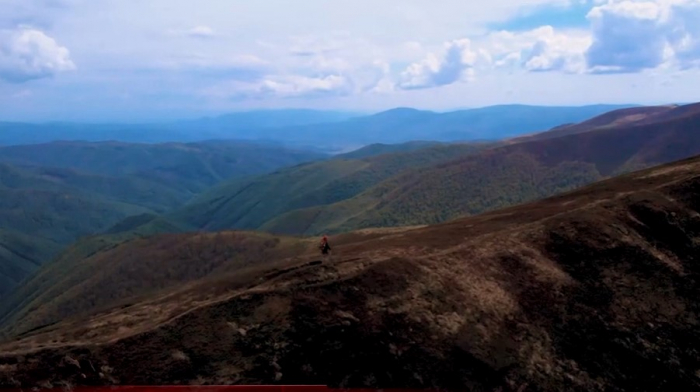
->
<box><xmin>320</xmin><ymin>235</ymin><xmax>331</xmax><ymax>255</ymax></box>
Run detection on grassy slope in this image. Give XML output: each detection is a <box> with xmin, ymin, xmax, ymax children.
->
<box><xmin>334</xmin><ymin>141</ymin><xmax>445</xmax><ymax>160</ymax></box>
<box><xmin>0</xmin><ymin>231</ymin><xmax>313</xmax><ymax>338</ymax></box>
<box><xmin>263</xmin><ymin>103</ymin><xmax>700</xmax><ymax>235</ymax></box>
<box><xmin>161</xmin><ymin>143</ymin><xmax>493</xmax><ymax>233</ymax></box>
<box><xmin>0</xmin><ymin>142</ymin><xmax>323</xmax><ymax>299</ymax></box>
<box><xmin>0</xmin><ymin>230</ymin><xmax>62</xmax><ymax>299</ymax></box>
<box><xmin>0</xmin><ymin>166</ymin><xmax>159</xmax><ymax>297</ymax></box>
<box><xmin>0</xmin><ymin>141</ymin><xmax>325</xmax><ymax>191</ymax></box>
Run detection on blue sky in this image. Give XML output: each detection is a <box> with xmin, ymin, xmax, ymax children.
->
<box><xmin>0</xmin><ymin>0</ymin><xmax>699</xmax><ymax>122</ymax></box>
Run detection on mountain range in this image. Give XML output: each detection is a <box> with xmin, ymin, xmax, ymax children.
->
<box><xmin>2</xmin><ymin>144</ymin><xmax>700</xmax><ymax>391</ymax></box>
<box><xmin>0</xmin><ymin>105</ymin><xmax>634</xmax><ymax>151</ymax></box>
<box><xmin>1</xmin><ymin>102</ymin><xmax>700</xmax><ymax>390</ymax></box>
<box><xmin>118</xmin><ymin>103</ymin><xmax>700</xmax><ymax>238</ymax></box>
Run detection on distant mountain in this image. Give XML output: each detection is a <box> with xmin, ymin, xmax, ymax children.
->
<box><xmin>3</xmin><ymin>154</ymin><xmax>700</xmax><ymax>390</ymax></box>
<box><xmin>0</xmin><ymin>110</ymin><xmax>359</xmax><ymax>146</ymax></box>
<box><xmin>178</xmin><ymin>109</ymin><xmax>362</xmax><ymax>131</ymax></box>
<box><xmin>0</xmin><ymin>105</ymin><xmax>634</xmax><ymax>148</ymax></box>
<box><xmin>256</xmin><ymin>104</ymin><xmax>638</xmax><ymax>146</ymax></box>
<box><xmin>0</xmin><ymin>141</ymin><xmax>323</xmax><ymax>298</ymax></box>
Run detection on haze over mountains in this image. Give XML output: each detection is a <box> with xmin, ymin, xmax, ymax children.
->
<box><xmin>1</xmin><ymin>102</ymin><xmax>700</xmax><ymax>390</ymax></box>
<box><xmin>0</xmin><ymin>105</ymin><xmax>634</xmax><ymax>151</ymax></box>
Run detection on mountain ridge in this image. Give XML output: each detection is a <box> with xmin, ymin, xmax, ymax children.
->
<box><xmin>2</xmin><ymin>152</ymin><xmax>700</xmax><ymax>390</ymax></box>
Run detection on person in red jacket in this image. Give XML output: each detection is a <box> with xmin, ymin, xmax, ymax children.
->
<box><xmin>320</xmin><ymin>235</ymin><xmax>331</xmax><ymax>255</ymax></box>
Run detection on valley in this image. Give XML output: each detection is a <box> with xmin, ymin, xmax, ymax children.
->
<box><xmin>0</xmin><ymin>141</ymin><xmax>323</xmax><ymax>297</ymax></box>
<box><xmin>2</xmin><ymin>147</ymin><xmax>700</xmax><ymax>390</ymax></box>
<box><xmin>1</xmin><ymin>103</ymin><xmax>699</xmax><ymax>391</ymax></box>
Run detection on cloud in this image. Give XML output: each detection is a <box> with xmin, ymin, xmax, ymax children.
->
<box><xmin>287</xmin><ymin>33</ymin><xmax>351</xmax><ymax>57</ymax></box>
<box><xmin>667</xmin><ymin>0</ymin><xmax>700</xmax><ymax>69</ymax></box>
<box><xmin>186</xmin><ymin>25</ymin><xmax>216</xmax><ymax>39</ymax></box>
<box><xmin>201</xmin><ymin>74</ymin><xmax>354</xmax><ymax>101</ymax></box>
<box><xmin>585</xmin><ymin>1</ymin><xmax>669</xmax><ymax>73</ymax></box>
<box><xmin>582</xmin><ymin>0</ymin><xmax>700</xmax><ymax>73</ymax></box>
<box><xmin>0</xmin><ymin>26</ymin><xmax>76</xmax><ymax>83</ymax></box>
<box><xmin>519</xmin><ymin>27</ymin><xmax>591</xmax><ymax>72</ymax></box>
<box><xmin>398</xmin><ymin>39</ymin><xmax>478</xmax><ymax>89</ymax></box>
<box><xmin>165</xmin><ymin>25</ymin><xmax>217</xmax><ymax>39</ymax></box>
<box><xmin>486</xmin><ymin>26</ymin><xmax>591</xmax><ymax>73</ymax></box>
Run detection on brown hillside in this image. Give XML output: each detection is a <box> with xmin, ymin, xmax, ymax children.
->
<box><xmin>510</xmin><ymin>104</ymin><xmax>678</xmax><ymax>143</ymax></box>
<box><xmin>3</xmin><ymin>154</ymin><xmax>700</xmax><ymax>390</ymax></box>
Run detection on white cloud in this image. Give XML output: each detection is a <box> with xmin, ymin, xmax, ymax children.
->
<box><xmin>583</xmin><ymin>0</ymin><xmax>700</xmax><ymax>73</ymax></box>
<box><xmin>667</xmin><ymin>0</ymin><xmax>700</xmax><ymax>68</ymax></box>
<box><xmin>398</xmin><ymin>39</ymin><xmax>478</xmax><ymax>90</ymax></box>
<box><xmin>484</xmin><ymin>26</ymin><xmax>591</xmax><ymax>73</ymax></box>
<box><xmin>287</xmin><ymin>33</ymin><xmax>352</xmax><ymax>57</ymax></box>
<box><xmin>201</xmin><ymin>74</ymin><xmax>353</xmax><ymax>100</ymax></box>
<box><xmin>165</xmin><ymin>25</ymin><xmax>217</xmax><ymax>39</ymax></box>
<box><xmin>585</xmin><ymin>1</ymin><xmax>669</xmax><ymax>73</ymax></box>
<box><xmin>0</xmin><ymin>26</ymin><xmax>76</xmax><ymax>83</ymax></box>
<box><xmin>157</xmin><ymin>53</ymin><xmax>268</xmax><ymax>70</ymax></box>
<box><xmin>186</xmin><ymin>25</ymin><xmax>216</xmax><ymax>38</ymax></box>
<box><xmin>3</xmin><ymin>0</ymin><xmax>700</xmax><ymax>121</ymax></box>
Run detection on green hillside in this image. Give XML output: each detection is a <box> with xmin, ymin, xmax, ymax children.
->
<box><xmin>0</xmin><ymin>162</ymin><xmax>184</xmax><ymax>297</ymax></box>
<box><xmin>0</xmin><ymin>141</ymin><xmax>323</xmax><ymax>299</ymax></box>
<box><xmin>0</xmin><ymin>229</ymin><xmax>62</xmax><ymax>299</ymax></box>
<box><xmin>262</xmin><ymin>103</ymin><xmax>700</xmax><ymax>235</ymax></box>
<box><xmin>0</xmin><ymin>230</ymin><xmax>312</xmax><ymax>339</ymax></box>
<box><xmin>335</xmin><ymin>141</ymin><xmax>445</xmax><ymax>160</ymax></box>
<box><xmin>157</xmin><ymin>143</ymin><xmax>493</xmax><ymax>233</ymax></box>
<box><xmin>0</xmin><ymin>141</ymin><xmax>325</xmax><ymax>192</ymax></box>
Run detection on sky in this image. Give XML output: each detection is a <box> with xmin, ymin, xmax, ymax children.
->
<box><xmin>0</xmin><ymin>0</ymin><xmax>699</xmax><ymax>122</ymax></box>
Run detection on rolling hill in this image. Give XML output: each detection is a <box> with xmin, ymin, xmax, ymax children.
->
<box><xmin>153</xmin><ymin>103</ymin><xmax>700</xmax><ymax>237</ymax></box>
<box><xmin>0</xmin><ymin>140</ymin><xmax>325</xmax><ymax>192</ymax></box>
<box><xmin>0</xmin><ymin>163</ymin><xmax>161</xmax><ymax>298</ymax></box>
<box><xmin>0</xmin><ymin>141</ymin><xmax>323</xmax><ymax>298</ymax></box>
<box><xmin>509</xmin><ymin>104</ymin><xmax>680</xmax><ymax>143</ymax></box>
<box><xmin>334</xmin><ymin>140</ymin><xmax>446</xmax><ymax>160</ymax></box>
<box><xmin>0</xmin><ymin>229</ymin><xmax>62</xmax><ymax>302</ymax></box>
<box><xmin>2</xmin><ymin>153</ymin><xmax>700</xmax><ymax>390</ymax></box>
<box><xmin>261</xmin><ymin>103</ymin><xmax>700</xmax><ymax>235</ymax></box>
<box><xmin>146</xmin><ymin>142</ymin><xmax>495</xmax><ymax>234</ymax></box>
